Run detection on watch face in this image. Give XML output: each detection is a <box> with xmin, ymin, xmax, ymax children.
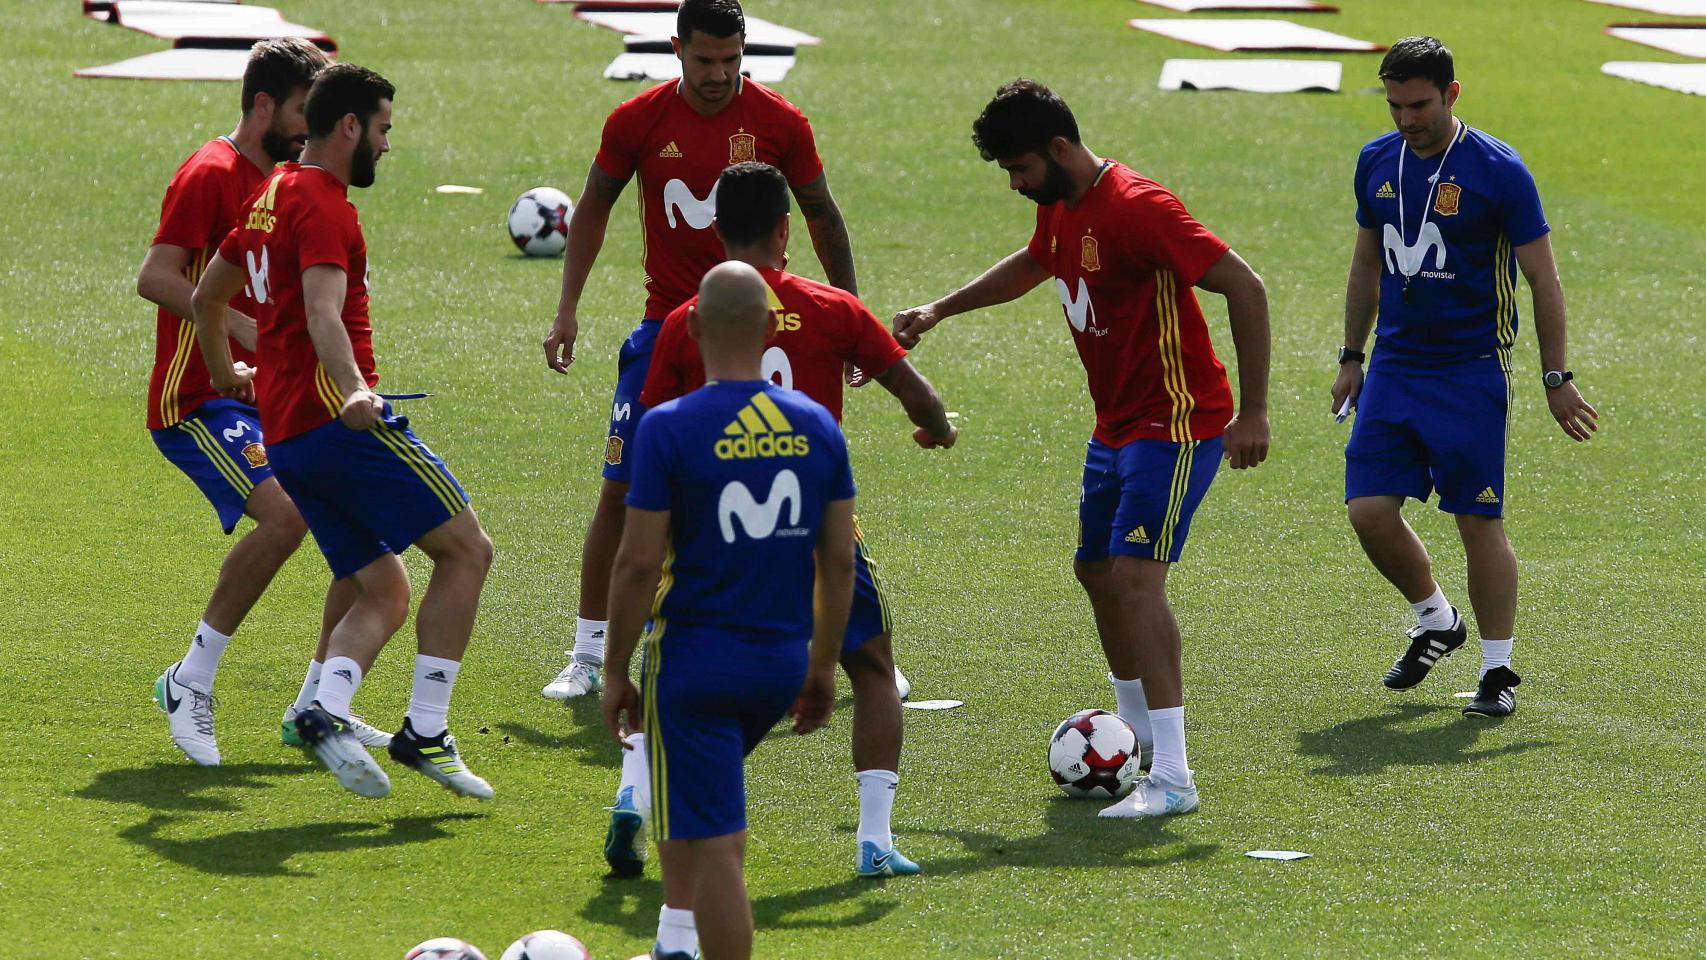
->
<box><xmin>1544</xmin><ymin>372</ymin><xmax>1563</xmax><ymax>387</ymax></box>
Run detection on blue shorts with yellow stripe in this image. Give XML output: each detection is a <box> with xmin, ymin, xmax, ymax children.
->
<box><xmin>1077</xmin><ymin>435</ymin><xmax>1223</xmax><ymax>564</ymax></box>
<box><xmin>267</xmin><ymin>406</ymin><xmax>469</xmax><ymax>580</ymax></box>
<box><xmin>844</xmin><ymin>517</ymin><xmax>891</xmax><ymax>656</ymax></box>
<box><xmin>601</xmin><ymin>318</ymin><xmax>662</xmax><ymax>484</ymax></box>
<box><xmin>151</xmin><ymin>398</ymin><xmax>272</xmax><ymax>534</ymax></box>
<box><xmin>1346</xmin><ymin>355</ymin><xmax>1509</xmax><ymax>517</ymax></box>
<box><xmin>643</xmin><ymin>627</ymin><xmax>807</xmax><ymax>842</ymax></box>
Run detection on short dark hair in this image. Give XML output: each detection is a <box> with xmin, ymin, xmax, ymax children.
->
<box><xmin>305</xmin><ymin>63</ymin><xmax>395</xmax><ymax>139</ymax></box>
<box><xmin>677</xmin><ymin>0</ymin><xmax>744</xmax><ymax>43</ymax></box>
<box><xmin>241</xmin><ymin>38</ymin><xmax>327</xmax><ymax>114</ymax></box>
<box><xmin>971</xmin><ymin>79</ymin><xmax>1080</xmax><ymax>163</ymax></box>
<box><xmin>1379</xmin><ymin>36</ymin><xmax>1454</xmax><ymax>93</ymax></box>
<box><xmin>714</xmin><ymin>162</ymin><xmax>790</xmax><ymax>247</ymax></box>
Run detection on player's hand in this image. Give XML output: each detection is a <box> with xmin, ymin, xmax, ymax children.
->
<box><xmin>1330</xmin><ymin>363</ymin><xmax>1364</xmax><ymax>417</ymax></box>
<box><xmin>1222</xmin><ymin>411</ymin><xmax>1269</xmax><ymax>470</ymax></box>
<box><xmin>845</xmin><ymin>362</ymin><xmax>870</xmax><ymax>389</ymax></box>
<box><xmin>1546</xmin><ymin>382</ymin><xmax>1599</xmax><ymax>441</ymax></box>
<box><xmin>791</xmin><ymin>667</ymin><xmax>836</xmax><ymax>735</ymax></box>
<box><xmin>914</xmin><ymin>423</ymin><xmax>958</xmax><ymax>449</ymax></box>
<box><xmin>891</xmin><ymin>303</ymin><xmax>942</xmax><ymax>349</ymax></box>
<box><xmin>339</xmin><ymin>388</ymin><xmax>384</xmax><ymax>431</ymax></box>
<box><xmin>216</xmin><ymin>362</ymin><xmax>258</xmax><ymax>404</ymax></box>
<box><xmin>601</xmin><ymin>672</ymin><xmax>642</xmax><ymax>745</ymax></box>
<box><xmin>544</xmin><ymin>313</ymin><xmax>578</xmax><ymax>374</ymax></box>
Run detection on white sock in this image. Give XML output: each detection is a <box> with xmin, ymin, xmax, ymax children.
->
<box><xmin>656</xmin><ymin>905</ymin><xmax>698</xmax><ymax>955</ymax></box>
<box><xmin>856</xmin><ymin>769</ymin><xmax>899</xmax><ymax>849</ymax></box>
<box><xmin>1108</xmin><ymin>673</ymin><xmax>1156</xmax><ymax>752</ymax></box>
<box><xmin>177</xmin><ymin>621</ymin><xmax>232</xmax><ymax>692</ymax></box>
<box><xmin>316</xmin><ymin>656</ymin><xmax>363</xmax><ymax>719</ymax></box>
<box><xmin>1480</xmin><ymin>638</ymin><xmax>1513</xmax><ymax>677</ymax></box>
<box><xmin>1412</xmin><ymin>585</ymin><xmax>1456</xmax><ymax>631</ymax></box>
<box><xmin>573</xmin><ymin>618</ymin><xmax>608</xmax><ymax>666</ymax></box>
<box><xmin>1147</xmin><ymin>706</ymin><xmax>1191</xmax><ymax>788</ymax></box>
<box><xmin>407</xmin><ymin>654</ymin><xmax>461</xmax><ymax>737</ymax></box>
<box><xmin>292</xmin><ymin>659</ymin><xmax>323</xmax><ymax>713</ymax></box>
<box><xmin>619</xmin><ymin>732</ymin><xmax>651</xmax><ymax>814</ymax></box>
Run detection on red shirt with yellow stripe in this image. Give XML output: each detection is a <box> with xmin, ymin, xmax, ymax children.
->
<box><xmin>147</xmin><ymin>137</ymin><xmax>264</xmax><ymax>429</ymax></box>
<box><xmin>217</xmin><ymin>162</ymin><xmax>377</xmax><ymax>444</ymax></box>
<box><xmin>1026</xmin><ymin>161</ymin><xmax>1234</xmax><ymax>445</ymax></box>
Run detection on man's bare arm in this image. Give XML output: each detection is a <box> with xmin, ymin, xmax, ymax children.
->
<box><xmin>545</xmin><ymin>163</ymin><xmax>631</xmax><ymax>373</ymax></box>
<box><xmin>792</xmin><ymin>173</ymin><xmax>857</xmax><ymax>296</ymax></box>
<box><xmin>1196</xmin><ymin>249</ymin><xmax>1270</xmax><ymax>469</ymax></box>
<box><xmin>891</xmin><ymin>248</ymin><xmax>1052</xmax><ymax>348</ymax></box>
<box><xmin>1516</xmin><ymin>234</ymin><xmax>1598</xmax><ymax>441</ymax></box>
<box><xmin>141</xmin><ymin>242</ymin><xmax>258</xmax><ymax>350</ymax></box>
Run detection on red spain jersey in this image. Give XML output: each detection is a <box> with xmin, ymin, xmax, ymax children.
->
<box><xmin>640</xmin><ymin>266</ymin><xmax>905</xmax><ymax>423</ymax></box>
<box><xmin>217</xmin><ymin>162</ymin><xmax>377</xmax><ymax>443</ymax></box>
<box><xmin>1027</xmin><ymin>161</ymin><xmax>1234</xmax><ymax>445</ymax></box>
<box><xmin>595</xmin><ymin>78</ymin><xmax>824</xmax><ymax>320</ymax></box>
<box><xmin>147</xmin><ymin>137</ymin><xmax>265</xmax><ymax>429</ymax></box>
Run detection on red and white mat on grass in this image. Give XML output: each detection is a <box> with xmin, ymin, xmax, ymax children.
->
<box><xmin>1606</xmin><ymin>23</ymin><xmax>1706</xmax><ymax>57</ymax></box>
<box><xmin>1602</xmin><ymin>60</ymin><xmax>1706</xmax><ymax>96</ymax></box>
<box><xmin>76</xmin><ymin>46</ymin><xmax>252</xmax><ymax>81</ymax></box>
<box><xmin>1129</xmin><ymin>18</ymin><xmax>1382</xmax><ymax>52</ymax></box>
<box><xmin>605</xmin><ymin>51</ymin><xmax>795</xmax><ymax>83</ymax></box>
<box><xmin>1160</xmin><ymin>58</ymin><xmax>1341</xmax><ymax>92</ymax></box>
<box><xmin>1587</xmin><ymin>0</ymin><xmax>1706</xmax><ymax>15</ymax></box>
<box><xmin>564</xmin><ymin>0</ymin><xmax>820</xmax><ymax>47</ymax></box>
<box><xmin>82</xmin><ymin>0</ymin><xmax>331</xmax><ymax>45</ymax></box>
<box><xmin>1136</xmin><ymin>0</ymin><xmax>1337</xmax><ymax>11</ymax></box>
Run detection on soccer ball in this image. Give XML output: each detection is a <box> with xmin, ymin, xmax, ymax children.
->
<box><xmin>1047</xmin><ymin>708</ymin><xmax>1139</xmax><ymax>798</ymax></box>
<box><xmin>507</xmin><ymin>186</ymin><xmax>574</xmax><ymax>257</ymax></box>
<box><xmin>405</xmin><ymin>938</ymin><xmax>488</xmax><ymax>960</ymax></box>
<box><xmin>500</xmin><ymin>931</ymin><xmax>592</xmax><ymax>960</ymax></box>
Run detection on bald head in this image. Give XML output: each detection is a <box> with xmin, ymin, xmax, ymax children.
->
<box><xmin>689</xmin><ymin>262</ymin><xmax>775</xmax><ymax>381</ymax></box>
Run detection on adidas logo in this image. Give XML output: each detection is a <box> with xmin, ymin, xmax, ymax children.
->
<box><xmin>333</xmin><ymin>668</ymin><xmax>354</xmax><ymax>681</ymax></box>
<box><xmin>1376</xmin><ymin>180</ymin><xmax>1396</xmax><ymax>198</ymax></box>
<box><xmin>659</xmin><ymin>140</ymin><xmax>683</xmax><ymax>158</ymax></box>
<box><xmin>1476</xmin><ymin>487</ymin><xmax>1500</xmax><ymax>504</ymax></box>
<box><xmin>1124</xmin><ymin>526</ymin><xmax>1150</xmax><ymax>544</ymax></box>
<box><xmin>425</xmin><ymin>670</ymin><xmax>448</xmax><ymax>682</ymax></box>
<box><xmin>715</xmin><ymin>392</ymin><xmax>811</xmax><ymax>460</ymax></box>
<box><xmin>194</xmin><ymin>634</ymin><xmax>205</xmax><ymax>647</ymax></box>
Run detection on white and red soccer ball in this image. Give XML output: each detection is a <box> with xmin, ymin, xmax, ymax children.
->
<box><xmin>405</xmin><ymin>939</ymin><xmax>488</xmax><ymax>960</ymax></box>
<box><xmin>501</xmin><ymin>930</ymin><xmax>592</xmax><ymax>960</ymax></box>
<box><xmin>507</xmin><ymin>186</ymin><xmax>573</xmax><ymax>257</ymax></box>
<box><xmin>1047</xmin><ymin>708</ymin><xmax>1140</xmax><ymax>798</ymax></box>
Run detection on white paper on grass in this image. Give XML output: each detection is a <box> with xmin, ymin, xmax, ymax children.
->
<box><xmin>1159</xmin><ymin>59</ymin><xmax>1341</xmax><ymax>93</ymax></box>
<box><xmin>1587</xmin><ymin>0</ymin><xmax>1706</xmax><ymax>15</ymax></box>
<box><xmin>76</xmin><ymin>47</ymin><xmax>253</xmax><ymax>81</ymax></box>
<box><xmin>1137</xmin><ymin>0</ymin><xmax>1336</xmax><ymax>11</ymax></box>
<box><xmin>605</xmin><ymin>52</ymin><xmax>795</xmax><ymax>83</ymax></box>
<box><xmin>435</xmin><ymin>185</ymin><xmax>485</xmax><ymax>195</ymax></box>
<box><xmin>575</xmin><ymin>10</ymin><xmax>821</xmax><ymax>46</ymax></box>
<box><xmin>99</xmin><ymin>1</ymin><xmax>328</xmax><ymax>42</ymax></box>
<box><xmin>1130</xmin><ymin>18</ymin><xmax>1381</xmax><ymax>52</ymax></box>
<box><xmin>1608</xmin><ymin>26</ymin><xmax>1706</xmax><ymax>58</ymax></box>
<box><xmin>902</xmin><ymin>700</ymin><xmax>964</xmax><ymax>711</ymax></box>
<box><xmin>1602</xmin><ymin>60</ymin><xmax>1706</xmax><ymax>96</ymax></box>
<box><xmin>1247</xmin><ymin>850</ymin><xmax>1311</xmax><ymax>861</ymax></box>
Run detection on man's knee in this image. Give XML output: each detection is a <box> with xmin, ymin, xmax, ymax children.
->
<box><xmin>1074</xmin><ymin>558</ymin><xmax>1115</xmax><ymax>597</ymax></box>
<box><xmin>1455</xmin><ymin>513</ymin><xmax>1510</xmax><ymax>551</ymax></box>
<box><xmin>1109</xmin><ymin>555</ymin><xmax>1169</xmax><ymax>600</ymax></box>
<box><xmin>1347</xmin><ymin>496</ymin><xmax>1402</xmax><ymax>536</ymax></box>
<box><xmin>246</xmin><ymin>482</ymin><xmax>308</xmax><ymax>546</ymax></box>
<box><xmin>842</xmin><ymin>634</ymin><xmax>894</xmax><ymax>684</ymax></box>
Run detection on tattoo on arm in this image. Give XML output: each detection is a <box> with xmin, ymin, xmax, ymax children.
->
<box><xmin>587</xmin><ymin>164</ymin><xmax>630</xmax><ymax>205</ymax></box>
<box><xmin>792</xmin><ymin>174</ymin><xmax>857</xmax><ymax>294</ymax></box>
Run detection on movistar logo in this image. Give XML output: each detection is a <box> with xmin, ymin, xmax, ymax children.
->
<box><xmin>1055</xmin><ymin>277</ymin><xmax>1099</xmax><ymax>334</ymax></box>
<box><xmin>718</xmin><ymin>470</ymin><xmax>802</xmax><ymax>543</ymax></box>
<box><xmin>715</xmin><ymin>392</ymin><xmax>811</xmax><ymax>460</ymax></box>
<box><xmin>663</xmin><ymin>177</ymin><xmax>718</xmax><ymax>230</ymax></box>
<box><xmin>1383</xmin><ymin>222</ymin><xmax>1447</xmax><ymax>278</ymax></box>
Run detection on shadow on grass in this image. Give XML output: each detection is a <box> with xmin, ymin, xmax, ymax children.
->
<box><xmin>582</xmin><ymin>796</ymin><xmax>1218</xmax><ymax>936</ymax></box>
<box><xmin>120</xmin><ymin>812</ymin><xmax>487</xmax><ymax>877</ymax></box>
<box><xmin>1297</xmin><ymin>703</ymin><xmax>1553</xmax><ymax>776</ymax></box>
<box><xmin>75</xmin><ymin>762</ymin><xmax>308</xmax><ymax>812</ymax></box>
<box><xmin>499</xmin><ymin>697</ymin><xmax>620</xmax><ymax>763</ymax></box>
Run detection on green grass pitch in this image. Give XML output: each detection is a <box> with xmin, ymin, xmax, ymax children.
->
<box><xmin>3</xmin><ymin>0</ymin><xmax>1703</xmax><ymax>956</ymax></box>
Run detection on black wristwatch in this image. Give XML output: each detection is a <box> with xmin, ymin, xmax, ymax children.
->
<box><xmin>1338</xmin><ymin>346</ymin><xmax>1366</xmax><ymax>366</ymax></box>
<box><xmin>1543</xmin><ymin>370</ymin><xmax>1574</xmax><ymax>389</ymax></box>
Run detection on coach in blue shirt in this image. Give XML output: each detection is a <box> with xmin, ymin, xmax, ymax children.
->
<box><xmin>601</xmin><ymin>261</ymin><xmax>854</xmax><ymax>960</ymax></box>
<box><xmin>1331</xmin><ymin>36</ymin><xmax>1598</xmax><ymax>718</ymax></box>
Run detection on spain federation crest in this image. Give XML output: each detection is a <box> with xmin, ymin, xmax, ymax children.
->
<box><xmin>729</xmin><ymin>131</ymin><xmax>756</xmax><ymax>164</ymax></box>
<box><xmin>1434</xmin><ymin>182</ymin><xmax>1462</xmax><ymax>217</ymax></box>
<box><xmin>604</xmin><ymin>435</ymin><xmax>624</xmax><ymax>465</ymax></box>
<box><xmin>241</xmin><ymin>442</ymin><xmax>269</xmax><ymax>468</ymax></box>
<box><xmin>1080</xmin><ymin>234</ymin><xmax>1101</xmax><ymax>272</ymax></box>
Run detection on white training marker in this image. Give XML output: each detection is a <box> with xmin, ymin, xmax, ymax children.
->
<box><xmin>1246</xmin><ymin>850</ymin><xmax>1310</xmax><ymax>861</ymax></box>
<box><xmin>903</xmin><ymin>699</ymin><xmax>963</xmax><ymax>711</ymax></box>
<box><xmin>946</xmin><ymin>411</ymin><xmax>960</xmax><ymax>419</ymax></box>
<box><xmin>436</xmin><ymin>184</ymin><xmax>484</xmax><ymax>195</ymax></box>
<box><xmin>1454</xmin><ymin>691</ymin><xmax>1476</xmax><ymax>698</ymax></box>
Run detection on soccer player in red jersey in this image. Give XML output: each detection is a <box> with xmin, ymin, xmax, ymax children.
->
<box><xmin>537</xmin><ymin>0</ymin><xmax>860</xmax><ymax>713</ymax></box>
<box><xmin>894</xmin><ymin>80</ymin><xmax>1272</xmax><ymax>818</ymax></box>
<box><xmin>610</xmin><ymin>162</ymin><xmax>954</xmax><ymax>883</ymax></box>
<box><xmin>192</xmin><ymin>64</ymin><xmax>497</xmax><ymax>800</ymax></box>
<box><xmin>136</xmin><ymin>39</ymin><xmax>390</xmax><ymax>767</ymax></box>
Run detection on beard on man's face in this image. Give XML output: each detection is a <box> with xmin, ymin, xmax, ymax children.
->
<box><xmin>1017</xmin><ymin>155</ymin><xmax>1073</xmax><ymax>206</ymax></box>
<box><xmin>261</xmin><ymin>123</ymin><xmax>307</xmax><ymax>164</ymax></box>
<box><xmin>350</xmin><ymin>134</ymin><xmax>378</xmax><ymax>188</ymax></box>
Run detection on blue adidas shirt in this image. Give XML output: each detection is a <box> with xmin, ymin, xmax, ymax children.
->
<box><xmin>1354</xmin><ymin>123</ymin><xmax>1549</xmax><ymax>367</ymax></box>
<box><xmin>626</xmin><ymin>380</ymin><xmax>855</xmax><ymax>659</ymax></box>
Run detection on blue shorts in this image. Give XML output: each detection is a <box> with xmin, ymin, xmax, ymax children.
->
<box><xmin>267</xmin><ymin>407</ymin><xmax>469</xmax><ymax>579</ymax></box>
<box><xmin>601</xmin><ymin>319</ymin><xmax>662</xmax><ymax>484</ymax></box>
<box><xmin>1346</xmin><ymin>357</ymin><xmax>1510</xmax><ymax>517</ymax></box>
<box><xmin>844</xmin><ymin>517</ymin><xmax>891</xmax><ymax>656</ymax></box>
<box><xmin>1077</xmin><ymin>435</ymin><xmax>1223</xmax><ymax>564</ymax></box>
<box><xmin>644</xmin><ymin>636</ymin><xmax>805</xmax><ymax>841</ymax></box>
<box><xmin>151</xmin><ymin>398</ymin><xmax>273</xmax><ymax>534</ymax></box>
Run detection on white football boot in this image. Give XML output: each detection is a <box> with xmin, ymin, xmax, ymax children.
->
<box><xmin>153</xmin><ymin>662</ymin><xmax>220</xmax><ymax>766</ymax></box>
<box><xmin>1098</xmin><ymin>775</ymin><xmax>1200</xmax><ymax>819</ymax></box>
<box><xmin>894</xmin><ymin>665</ymin><xmax>911</xmax><ymax>700</ymax></box>
<box><xmin>543</xmin><ymin>656</ymin><xmax>602</xmax><ymax>700</ymax></box>
<box><xmin>293</xmin><ymin>705</ymin><xmax>391</xmax><ymax>798</ymax></box>
<box><xmin>281</xmin><ymin>705</ymin><xmax>392</xmax><ymax>748</ymax></box>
